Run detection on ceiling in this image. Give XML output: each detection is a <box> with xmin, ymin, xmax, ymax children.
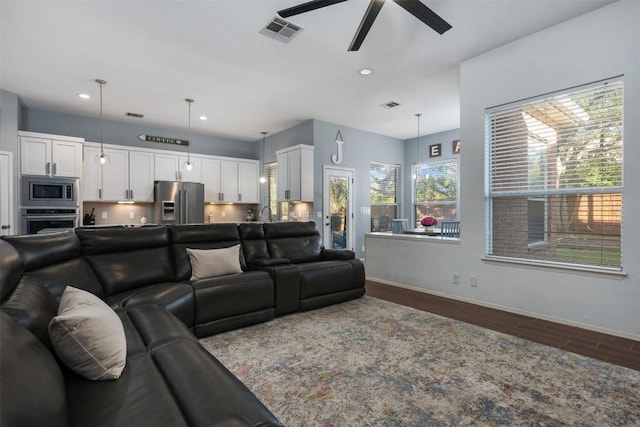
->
<box><xmin>0</xmin><ymin>0</ymin><xmax>614</xmax><ymax>142</ymax></box>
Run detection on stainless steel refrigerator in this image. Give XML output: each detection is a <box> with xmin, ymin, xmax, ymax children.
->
<box><xmin>153</xmin><ymin>181</ymin><xmax>204</xmax><ymax>225</ymax></box>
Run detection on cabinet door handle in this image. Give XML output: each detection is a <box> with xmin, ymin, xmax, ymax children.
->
<box><xmin>238</xmin><ymin>193</ymin><xmax>242</xmax><ymax>202</ymax></box>
<box><xmin>46</xmin><ymin>162</ymin><xmax>51</xmax><ymax>175</ymax></box>
<box><xmin>52</xmin><ymin>163</ymin><xmax>57</xmax><ymax>175</ymax></box>
<box><xmin>1</xmin><ymin>225</ymin><xmax>10</xmax><ymax>230</ymax></box>
<box><xmin>221</xmin><ymin>192</ymin><xmax>224</xmax><ymax>201</ymax></box>
<box><xmin>130</xmin><ymin>189</ymin><xmax>133</xmax><ymax>200</ymax></box>
<box><xmin>99</xmin><ymin>188</ymin><xmax>102</xmax><ymax>200</ymax></box>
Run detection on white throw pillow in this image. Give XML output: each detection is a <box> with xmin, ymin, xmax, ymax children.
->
<box><xmin>48</xmin><ymin>286</ymin><xmax>126</xmax><ymax>380</ymax></box>
<box><xmin>186</xmin><ymin>245</ymin><xmax>243</xmax><ymax>280</ymax></box>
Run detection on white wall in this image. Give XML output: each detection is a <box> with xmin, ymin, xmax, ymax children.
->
<box><xmin>367</xmin><ymin>0</ymin><xmax>640</xmax><ymax>339</ymax></box>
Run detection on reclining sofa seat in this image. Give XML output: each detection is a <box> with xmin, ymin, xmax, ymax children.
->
<box><xmin>168</xmin><ymin>223</ymin><xmax>275</xmax><ymax>337</ymax></box>
<box><xmin>261</xmin><ymin>221</ymin><xmax>365</xmax><ymax>311</ymax></box>
<box><xmin>0</xmin><ymin>239</ymin><xmax>282</xmax><ymax>427</ymax></box>
<box><xmin>75</xmin><ymin>225</ymin><xmax>195</xmax><ymax>327</ymax></box>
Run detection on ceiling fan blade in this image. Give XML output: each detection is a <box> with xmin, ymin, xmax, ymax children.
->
<box><xmin>392</xmin><ymin>0</ymin><xmax>452</xmax><ymax>34</ymax></box>
<box><xmin>348</xmin><ymin>0</ymin><xmax>385</xmax><ymax>51</ymax></box>
<box><xmin>278</xmin><ymin>0</ymin><xmax>348</xmax><ymax>18</ymax></box>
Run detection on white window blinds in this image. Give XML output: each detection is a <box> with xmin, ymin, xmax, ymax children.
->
<box><xmin>370</xmin><ymin>162</ymin><xmax>400</xmax><ymax>232</ymax></box>
<box><xmin>485</xmin><ymin>78</ymin><xmax>623</xmax><ymax>269</ymax></box>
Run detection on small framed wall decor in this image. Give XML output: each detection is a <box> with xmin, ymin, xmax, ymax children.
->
<box><xmin>429</xmin><ymin>143</ymin><xmax>442</xmax><ymax>158</ymax></box>
<box><xmin>452</xmin><ymin>139</ymin><xmax>461</xmax><ymax>154</ymax></box>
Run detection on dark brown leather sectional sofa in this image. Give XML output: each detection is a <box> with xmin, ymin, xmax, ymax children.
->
<box><xmin>0</xmin><ymin>221</ymin><xmax>365</xmax><ymax>427</ymax></box>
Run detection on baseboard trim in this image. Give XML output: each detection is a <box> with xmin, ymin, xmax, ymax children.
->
<box><xmin>366</xmin><ymin>276</ymin><xmax>640</xmax><ymax>342</ymax></box>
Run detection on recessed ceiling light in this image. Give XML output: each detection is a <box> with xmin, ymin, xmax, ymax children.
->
<box><xmin>78</xmin><ymin>93</ymin><xmax>90</xmax><ymax>99</ymax></box>
<box><xmin>359</xmin><ymin>68</ymin><xmax>373</xmax><ymax>76</ymax></box>
<box><xmin>199</xmin><ymin>116</ymin><xmax>207</xmax><ymax>121</ymax></box>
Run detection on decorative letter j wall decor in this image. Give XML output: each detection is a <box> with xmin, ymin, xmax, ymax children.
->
<box><xmin>331</xmin><ymin>130</ymin><xmax>344</xmax><ymax>164</ymax></box>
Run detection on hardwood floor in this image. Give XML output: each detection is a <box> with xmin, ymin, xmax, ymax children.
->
<box><xmin>365</xmin><ymin>280</ymin><xmax>640</xmax><ymax>371</ymax></box>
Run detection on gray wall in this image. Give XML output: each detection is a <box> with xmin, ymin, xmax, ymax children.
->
<box><xmin>22</xmin><ymin>107</ymin><xmax>258</xmax><ymax>159</ymax></box>
<box><xmin>404</xmin><ymin>128</ymin><xmax>461</xmax><ymax>225</ymax></box>
<box><xmin>366</xmin><ymin>0</ymin><xmax>640</xmax><ymax>339</ymax></box>
<box><xmin>1</xmin><ymin>90</ymin><xmax>22</xmax><ymax>228</ymax></box>
<box><xmin>313</xmin><ymin>119</ymin><xmax>404</xmax><ymax>258</ymax></box>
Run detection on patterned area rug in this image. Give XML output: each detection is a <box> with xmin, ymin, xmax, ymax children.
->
<box><xmin>200</xmin><ymin>296</ymin><xmax>640</xmax><ymax>426</ymax></box>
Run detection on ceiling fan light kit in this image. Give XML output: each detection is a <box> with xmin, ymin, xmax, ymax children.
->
<box><xmin>277</xmin><ymin>0</ymin><xmax>452</xmax><ymax>51</ymax></box>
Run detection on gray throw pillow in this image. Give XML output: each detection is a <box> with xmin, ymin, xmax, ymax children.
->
<box><xmin>186</xmin><ymin>245</ymin><xmax>243</xmax><ymax>280</ymax></box>
<box><xmin>48</xmin><ymin>286</ymin><xmax>126</xmax><ymax>380</ymax></box>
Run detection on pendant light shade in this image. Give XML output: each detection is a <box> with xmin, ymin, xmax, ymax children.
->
<box><xmin>95</xmin><ymin>79</ymin><xmax>108</xmax><ymax>165</ymax></box>
<box><xmin>184</xmin><ymin>98</ymin><xmax>194</xmax><ymax>171</ymax></box>
<box><xmin>259</xmin><ymin>131</ymin><xmax>268</xmax><ymax>184</ymax></box>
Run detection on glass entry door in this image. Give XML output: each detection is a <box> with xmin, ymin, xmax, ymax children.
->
<box><xmin>323</xmin><ymin>166</ymin><xmax>354</xmax><ymax>250</ymax></box>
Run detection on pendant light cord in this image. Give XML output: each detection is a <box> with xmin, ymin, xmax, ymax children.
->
<box><xmin>186</xmin><ymin>98</ymin><xmax>194</xmax><ymax>163</ymax></box>
<box><xmin>415</xmin><ymin>113</ymin><xmax>422</xmax><ymax>165</ymax></box>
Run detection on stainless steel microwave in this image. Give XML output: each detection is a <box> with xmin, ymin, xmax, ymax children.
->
<box><xmin>21</xmin><ymin>175</ymin><xmax>79</xmax><ymax>208</ymax></box>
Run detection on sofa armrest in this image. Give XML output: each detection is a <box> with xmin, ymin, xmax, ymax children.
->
<box><xmin>248</xmin><ymin>257</ymin><xmax>290</xmax><ymax>267</ymax></box>
<box><xmin>321</xmin><ymin>249</ymin><xmax>355</xmax><ymax>261</ymax></box>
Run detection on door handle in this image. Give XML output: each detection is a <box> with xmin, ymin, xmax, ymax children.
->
<box><xmin>130</xmin><ymin>189</ymin><xmax>133</xmax><ymax>200</ymax></box>
<box><xmin>238</xmin><ymin>193</ymin><xmax>242</xmax><ymax>201</ymax></box>
<box><xmin>1</xmin><ymin>225</ymin><xmax>10</xmax><ymax>230</ymax></box>
<box><xmin>46</xmin><ymin>162</ymin><xmax>51</xmax><ymax>175</ymax></box>
<box><xmin>52</xmin><ymin>163</ymin><xmax>57</xmax><ymax>175</ymax></box>
<box><xmin>98</xmin><ymin>188</ymin><xmax>102</xmax><ymax>199</ymax></box>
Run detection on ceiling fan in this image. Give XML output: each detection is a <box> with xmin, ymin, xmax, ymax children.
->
<box><xmin>277</xmin><ymin>0</ymin><xmax>452</xmax><ymax>51</ymax></box>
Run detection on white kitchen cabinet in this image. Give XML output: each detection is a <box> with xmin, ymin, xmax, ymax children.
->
<box><xmin>154</xmin><ymin>152</ymin><xmax>202</xmax><ymax>182</ymax></box>
<box><xmin>202</xmin><ymin>158</ymin><xmax>239</xmax><ymax>203</ymax></box>
<box><xmin>276</xmin><ymin>144</ymin><xmax>313</xmax><ymax>202</ymax></box>
<box><xmin>20</xmin><ymin>132</ymin><xmax>84</xmax><ymax>177</ymax></box>
<box><xmin>84</xmin><ymin>146</ymin><xmax>154</xmax><ymax>202</ymax></box>
<box><xmin>237</xmin><ymin>161</ymin><xmax>259</xmax><ymax>204</ymax></box>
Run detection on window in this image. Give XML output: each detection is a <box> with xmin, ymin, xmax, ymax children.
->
<box><xmin>413</xmin><ymin>159</ymin><xmax>458</xmax><ymax>226</ymax></box>
<box><xmin>264</xmin><ymin>162</ymin><xmax>279</xmax><ymax>220</ymax></box>
<box><xmin>370</xmin><ymin>162</ymin><xmax>400</xmax><ymax>231</ymax></box>
<box><xmin>485</xmin><ymin>78</ymin><xmax>623</xmax><ymax>269</ymax></box>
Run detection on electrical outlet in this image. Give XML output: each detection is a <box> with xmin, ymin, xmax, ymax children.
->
<box><xmin>101</xmin><ymin>211</ymin><xmax>108</xmax><ymax>219</ymax></box>
<box><xmin>361</xmin><ymin>245</ymin><xmax>365</xmax><ymax>252</ymax></box>
<box><xmin>470</xmin><ymin>275</ymin><xmax>478</xmax><ymax>288</ymax></box>
<box><xmin>129</xmin><ymin>211</ymin><xmax>135</xmax><ymax>219</ymax></box>
<box><xmin>221</xmin><ymin>211</ymin><xmax>226</xmax><ymax>218</ymax></box>
<box><xmin>452</xmin><ymin>273</ymin><xmax>460</xmax><ymax>284</ymax></box>
<box><xmin>316</xmin><ymin>211</ymin><xmax>322</xmax><ymax>218</ymax></box>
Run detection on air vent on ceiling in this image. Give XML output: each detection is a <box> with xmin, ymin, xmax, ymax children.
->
<box><xmin>380</xmin><ymin>101</ymin><xmax>401</xmax><ymax>109</ymax></box>
<box><xmin>260</xmin><ymin>16</ymin><xmax>303</xmax><ymax>43</ymax></box>
<box><xmin>125</xmin><ymin>112</ymin><xmax>144</xmax><ymax>118</ymax></box>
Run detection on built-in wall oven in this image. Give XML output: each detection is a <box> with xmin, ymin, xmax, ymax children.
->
<box><xmin>21</xmin><ymin>208</ymin><xmax>79</xmax><ymax>234</ymax></box>
<box><xmin>20</xmin><ymin>175</ymin><xmax>80</xmax><ymax>234</ymax></box>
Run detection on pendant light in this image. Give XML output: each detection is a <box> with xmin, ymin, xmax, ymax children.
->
<box><xmin>96</xmin><ymin>79</ymin><xmax>108</xmax><ymax>165</ymax></box>
<box><xmin>184</xmin><ymin>98</ymin><xmax>194</xmax><ymax>171</ymax></box>
<box><xmin>259</xmin><ymin>131</ymin><xmax>268</xmax><ymax>184</ymax></box>
<box><xmin>413</xmin><ymin>113</ymin><xmax>422</xmax><ymax>180</ymax></box>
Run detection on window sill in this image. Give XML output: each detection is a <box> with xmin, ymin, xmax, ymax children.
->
<box><xmin>482</xmin><ymin>256</ymin><xmax>626</xmax><ymax>278</ymax></box>
<box><xmin>365</xmin><ymin>232</ymin><xmax>460</xmax><ymax>244</ymax></box>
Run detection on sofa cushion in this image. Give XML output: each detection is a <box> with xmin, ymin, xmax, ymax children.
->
<box><xmin>2</xmin><ymin>276</ymin><xmax>58</xmax><ymax>348</ymax></box>
<box><xmin>1</xmin><ymin>312</ymin><xmax>68</xmax><ymax>427</ymax></box>
<box><xmin>77</xmin><ymin>226</ymin><xmax>174</xmax><ymax>296</ymax></box>
<box><xmin>187</xmin><ymin>245</ymin><xmax>243</xmax><ymax>279</ymax></box>
<box><xmin>65</xmin><ymin>305</ymin><xmax>281</xmax><ymax>427</ymax></box>
<box><xmin>263</xmin><ymin>221</ymin><xmax>323</xmax><ymax>263</ymax></box>
<box><xmin>0</xmin><ymin>239</ymin><xmax>23</xmax><ymax>301</ymax></box>
<box><xmin>104</xmin><ymin>282</ymin><xmax>195</xmax><ymax>327</ymax></box>
<box><xmin>49</xmin><ymin>286</ymin><xmax>126</xmax><ymax>380</ymax></box>
<box><xmin>170</xmin><ymin>223</ymin><xmax>245</xmax><ymax>281</ymax></box>
<box><xmin>2</xmin><ymin>229</ymin><xmax>81</xmax><ymax>271</ymax></box>
<box><xmin>238</xmin><ymin>222</ymin><xmax>270</xmax><ymax>264</ymax></box>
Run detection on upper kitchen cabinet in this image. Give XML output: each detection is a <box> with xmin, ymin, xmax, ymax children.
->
<box><xmin>84</xmin><ymin>144</ymin><xmax>154</xmax><ymax>202</ymax></box>
<box><xmin>19</xmin><ymin>131</ymin><xmax>84</xmax><ymax>177</ymax></box>
<box><xmin>276</xmin><ymin>144</ymin><xmax>314</xmax><ymax>202</ymax></box>
<box><xmin>154</xmin><ymin>152</ymin><xmax>202</xmax><ymax>183</ymax></box>
<box><xmin>202</xmin><ymin>158</ymin><xmax>238</xmax><ymax>203</ymax></box>
<box><xmin>237</xmin><ymin>161</ymin><xmax>259</xmax><ymax>204</ymax></box>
